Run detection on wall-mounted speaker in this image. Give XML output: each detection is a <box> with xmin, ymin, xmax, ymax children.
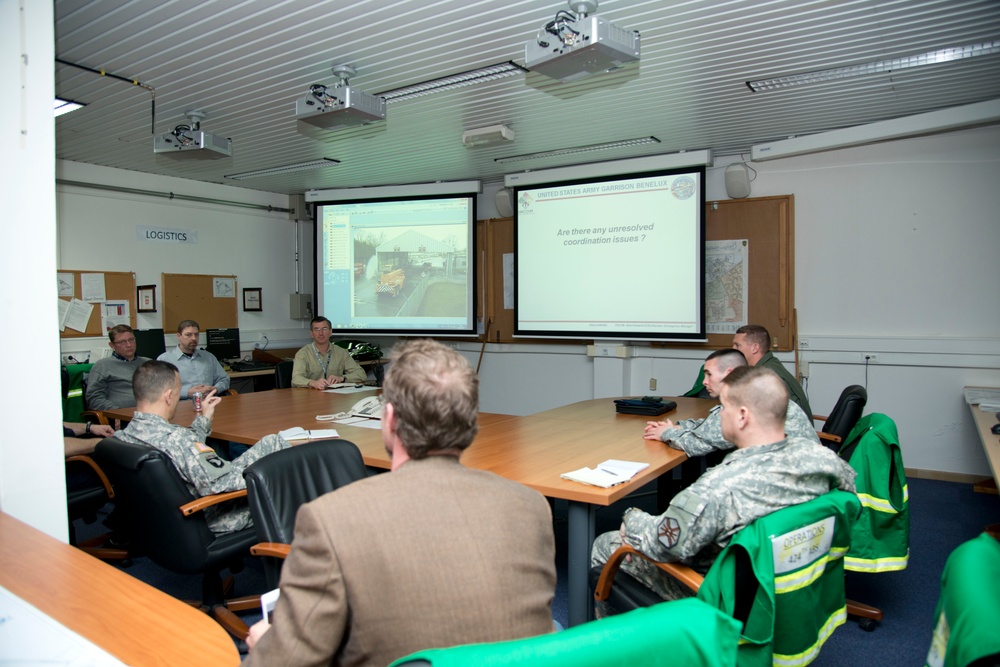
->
<box><xmin>494</xmin><ymin>188</ymin><xmax>513</xmax><ymax>217</ymax></box>
<box><xmin>724</xmin><ymin>163</ymin><xmax>751</xmax><ymax>199</ymax></box>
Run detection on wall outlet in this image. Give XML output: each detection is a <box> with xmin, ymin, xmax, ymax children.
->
<box><xmin>586</xmin><ymin>345</ymin><xmax>631</xmax><ymax>358</ymax></box>
<box><xmin>862</xmin><ymin>352</ymin><xmax>879</xmax><ymax>364</ymax></box>
<box><xmin>799</xmin><ymin>361</ymin><xmax>809</xmax><ymax>378</ymax></box>
<box><xmin>799</xmin><ymin>338</ymin><xmax>810</xmax><ymax>349</ymax></box>
<box><xmin>649</xmin><ymin>378</ymin><xmax>657</xmax><ymax>390</ymax></box>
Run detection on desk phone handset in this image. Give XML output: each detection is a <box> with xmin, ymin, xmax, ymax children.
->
<box><xmin>351</xmin><ymin>395</ymin><xmax>385</xmax><ymax>419</ymax></box>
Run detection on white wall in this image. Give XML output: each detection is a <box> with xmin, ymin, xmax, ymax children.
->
<box><xmin>0</xmin><ymin>1</ymin><xmax>66</xmax><ymax>536</ymax></box>
<box><xmin>461</xmin><ymin>125</ymin><xmax>1000</xmax><ymax>477</ymax></box>
<box><xmin>56</xmin><ymin>161</ymin><xmax>312</xmax><ymax>358</ymax></box>
<box><xmin>52</xmin><ymin>125</ymin><xmax>1000</xmax><ymax>481</ymax></box>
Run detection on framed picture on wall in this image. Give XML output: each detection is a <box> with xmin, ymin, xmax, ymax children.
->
<box><xmin>243</xmin><ymin>287</ymin><xmax>262</xmax><ymax>312</ymax></box>
<box><xmin>137</xmin><ymin>285</ymin><xmax>157</xmax><ymax>313</ymax></box>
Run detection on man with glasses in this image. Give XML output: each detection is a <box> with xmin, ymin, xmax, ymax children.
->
<box><xmin>85</xmin><ymin>324</ymin><xmax>150</xmax><ymax>410</ymax></box>
<box><xmin>291</xmin><ymin>316</ymin><xmax>366</xmax><ymax>389</ymax></box>
<box><xmin>157</xmin><ymin>319</ymin><xmax>230</xmax><ymax>399</ymax></box>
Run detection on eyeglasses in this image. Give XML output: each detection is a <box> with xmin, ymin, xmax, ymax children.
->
<box><xmin>311</xmin><ymin>327</ymin><xmax>331</xmax><ymax>333</ymax></box>
<box><xmin>112</xmin><ymin>337</ymin><xmax>136</xmax><ymax>345</ymax></box>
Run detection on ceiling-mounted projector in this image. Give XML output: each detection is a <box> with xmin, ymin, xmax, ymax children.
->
<box><xmin>462</xmin><ymin>124</ymin><xmax>515</xmax><ymax>147</ymax></box>
<box><xmin>525</xmin><ymin>0</ymin><xmax>640</xmax><ymax>83</ymax></box>
<box><xmin>295</xmin><ymin>64</ymin><xmax>386</xmax><ymax>130</ymax></box>
<box><xmin>153</xmin><ymin>110</ymin><xmax>232</xmax><ymax>160</ymax></box>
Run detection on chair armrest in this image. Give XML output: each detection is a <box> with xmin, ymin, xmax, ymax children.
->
<box><xmin>179</xmin><ymin>489</ymin><xmax>248</xmax><ymax>516</ymax></box>
<box><xmin>65</xmin><ymin>455</ymin><xmax>114</xmax><ymax>498</ymax></box>
<box><xmin>813</xmin><ymin>414</ymin><xmax>829</xmax><ymax>423</ymax></box>
<box><xmin>82</xmin><ymin>410</ymin><xmax>110</xmax><ymax>426</ymax></box>
<box><xmin>817</xmin><ymin>431</ymin><xmax>842</xmax><ymax>444</ymax></box>
<box><xmin>250</xmin><ymin>542</ymin><xmax>292</xmax><ymax>559</ymax></box>
<box><xmin>594</xmin><ymin>544</ymin><xmax>705</xmax><ymax>601</ymax></box>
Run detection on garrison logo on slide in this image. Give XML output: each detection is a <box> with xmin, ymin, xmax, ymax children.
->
<box><xmin>518</xmin><ymin>192</ymin><xmax>534</xmax><ymax>213</ymax></box>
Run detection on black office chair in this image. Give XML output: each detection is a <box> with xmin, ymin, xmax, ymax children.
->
<box><xmin>244</xmin><ymin>439</ymin><xmax>368</xmax><ymax>587</ymax></box>
<box><xmin>814</xmin><ymin>385</ymin><xmax>867</xmax><ymax>453</ymax></box>
<box><xmin>274</xmin><ymin>361</ymin><xmax>294</xmax><ymax>389</ymax></box>
<box><xmin>65</xmin><ymin>453</ymin><xmax>130</xmax><ymax>563</ymax></box>
<box><xmin>93</xmin><ymin>437</ymin><xmax>260</xmax><ymax>640</ymax></box>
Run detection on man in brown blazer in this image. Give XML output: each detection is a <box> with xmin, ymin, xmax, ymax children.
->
<box><xmin>245</xmin><ymin>338</ymin><xmax>556</xmax><ymax>667</ymax></box>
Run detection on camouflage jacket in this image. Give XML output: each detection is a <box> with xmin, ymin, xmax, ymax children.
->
<box><xmin>623</xmin><ymin>436</ymin><xmax>857</xmax><ymax>572</ymax></box>
<box><xmin>661</xmin><ymin>401</ymin><xmax>819</xmax><ymax>457</ymax></box>
<box><xmin>116</xmin><ymin>412</ymin><xmax>290</xmax><ymax>534</ymax></box>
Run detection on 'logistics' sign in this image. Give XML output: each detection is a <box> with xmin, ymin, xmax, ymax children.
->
<box><xmin>136</xmin><ymin>225</ymin><xmax>198</xmax><ymax>244</ymax></box>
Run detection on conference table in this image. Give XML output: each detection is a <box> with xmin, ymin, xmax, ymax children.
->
<box><xmin>105</xmin><ymin>389</ymin><xmax>714</xmax><ymax>626</ymax></box>
<box><xmin>0</xmin><ymin>511</ymin><xmax>240</xmax><ymax>666</ymax></box>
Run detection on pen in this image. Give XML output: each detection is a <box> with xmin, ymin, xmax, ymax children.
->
<box><xmin>600</xmin><ymin>468</ymin><xmax>620</xmax><ymax>476</ymax></box>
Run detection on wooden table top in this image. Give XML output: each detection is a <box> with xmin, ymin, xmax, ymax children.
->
<box><xmin>967</xmin><ymin>396</ymin><xmax>1000</xmax><ymax>486</ymax></box>
<box><xmin>0</xmin><ymin>512</ymin><xmax>240</xmax><ymax>666</ymax></box>
<box><xmin>104</xmin><ymin>390</ymin><xmax>714</xmax><ymax>507</ymax></box>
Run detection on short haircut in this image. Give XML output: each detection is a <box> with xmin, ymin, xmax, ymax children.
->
<box><xmin>310</xmin><ymin>316</ymin><xmax>332</xmax><ymax>329</ymax></box>
<box><xmin>132</xmin><ymin>360</ymin><xmax>179</xmax><ymax>403</ymax></box>
<box><xmin>382</xmin><ymin>338</ymin><xmax>479</xmax><ymax>459</ymax></box>
<box><xmin>735</xmin><ymin>324</ymin><xmax>771</xmax><ymax>352</ymax></box>
<box><xmin>177</xmin><ymin>319</ymin><xmax>200</xmax><ymax>334</ymax></box>
<box><xmin>108</xmin><ymin>324</ymin><xmax>134</xmax><ymax>342</ymax></box>
<box><xmin>705</xmin><ymin>348</ymin><xmax>747</xmax><ymax>372</ymax></box>
<box><xmin>720</xmin><ymin>365</ymin><xmax>788</xmax><ymax>426</ymax></box>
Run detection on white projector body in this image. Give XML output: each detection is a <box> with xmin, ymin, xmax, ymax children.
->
<box><xmin>525</xmin><ymin>15</ymin><xmax>640</xmax><ymax>83</ymax></box>
<box><xmin>295</xmin><ymin>85</ymin><xmax>386</xmax><ymax>129</ymax></box>
<box><xmin>153</xmin><ymin>130</ymin><xmax>232</xmax><ymax>160</ymax></box>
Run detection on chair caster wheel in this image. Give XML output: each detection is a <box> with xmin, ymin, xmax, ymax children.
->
<box><xmin>858</xmin><ymin>618</ymin><xmax>877</xmax><ymax>632</ymax></box>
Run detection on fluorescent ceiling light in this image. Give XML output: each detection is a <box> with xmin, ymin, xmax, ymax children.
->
<box><xmin>751</xmin><ymin>98</ymin><xmax>1000</xmax><ymax>161</ymax></box>
<box><xmin>54</xmin><ymin>97</ymin><xmax>85</xmax><ymax>116</ymax></box>
<box><xmin>747</xmin><ymin>41</ymin><xmax>1000</xmax><ymax>92</ymax></box>
<box><xmin>378</xmin><ymin>61</ymin><xmax>527</xmax><ymax>102</ymax></box>
<box><xmin>504</xmin><ymin>149</ymin><xmax>713</xmax><ymax>188</ymax></box>
<box><xmin>305</xmin><ymin>180</ymin><xmax>481</xmax><ymax>203</ymax></box>
<box><xmin>225</xmin><ymin>158</ymin><xmax>340</xmax><ymax>180</ymax></box>
<box><xmin>495</xmin><ymin>137</ymin><xmax>660</xmax><ymax>164</ymax></box>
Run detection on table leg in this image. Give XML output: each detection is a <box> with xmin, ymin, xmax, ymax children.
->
<box><xmin>567</xmin><ymin>501</ymin><xmax>597</xmax><ymax>627</ymax></box>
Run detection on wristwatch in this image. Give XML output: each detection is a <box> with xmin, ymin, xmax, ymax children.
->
<box><xmin>85</xmin><ymin>422</ymin><xmax>92</xmax><ymax>435</ymax></box>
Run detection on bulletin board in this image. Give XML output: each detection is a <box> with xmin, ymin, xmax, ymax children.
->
<box><xmin>57</xmin><ymin>270</ymin><xmax>137</xmax><ymax>339</ymax></box>
<box><xmin>161</xmin><ymin>273</ymin><xmax>238</xmax><ymax>332</ymax></box>
<box><xmin>477</xmin><ymin>194</ymin><xmax>795</xmax><ymax>350</ymax></box>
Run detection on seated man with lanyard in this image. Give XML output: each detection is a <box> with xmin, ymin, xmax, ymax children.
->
<box><xmin>291</xmin><ymin>316</ymin><xmax>366</xmax><ymax>389</ymax></box>
<box><xmin>157</xmin><ymin>319</ymin><xmax>230</xmax><ymax>399</ymax></box>
<box><xmin>592</xmin><ymin>366</ymin><xmax>855</xmax><ymax>615</ymax></box>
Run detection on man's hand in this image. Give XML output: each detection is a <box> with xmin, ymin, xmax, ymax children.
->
<box><xmin>246</xmin><ymin>618</ymin><xmax>270</xmax><ymax>650</ymax></box>
<box><xmin>188</xmin><ymin>384</ymin><xmax>215</xmax><ymax>397</ymax></box>
<box><xmin>90</xmin><ymin>424</ymin><xmax>115</xmax><ymax>438</ymax></box>
<box><xmin>326</xmin><ymin>375</ymin><xmax>346</xmax><ymax>386</ymax></box>
<box><xmin>308</xmin><ymin>378</ymin><xmax>329</xmax><ymax>390</ymax></box>
<box><xmin>643</xmin><ymin>419</ymin><xmax>676</xmax><ymax>441</ymax></box>
<box><xmin>199</xmin><ymin>389</ymin><xmax>221</xmax><ymax>419</ymax></box>
<box><xmin>618</xmin><ymin>522</ymin><xmax>633</xmax><ymax>564</ymax></box>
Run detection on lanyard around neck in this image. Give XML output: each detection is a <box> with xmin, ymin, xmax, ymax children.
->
<box><xmin>311</xmin><ymin>344</ymin><xmax>332</xmax><ymax>376</ymax></box>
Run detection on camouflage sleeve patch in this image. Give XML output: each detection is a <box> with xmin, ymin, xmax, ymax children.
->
<box><xmin>192</xmin><ymin>446</ymin><xmax>232</xmax><ymax>480</ymax></box>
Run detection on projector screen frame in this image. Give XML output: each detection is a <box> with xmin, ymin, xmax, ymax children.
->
<box><xmin>313</xmin><ymin>191</ymin><xmax>479</xmax><ymax>338</ymax></box>
<box><xmin>512</xmin><ymin>164</ymin><xmax>707</xmax><ymax>342</ymax></box>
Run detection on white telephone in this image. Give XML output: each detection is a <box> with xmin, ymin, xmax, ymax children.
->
<box><xmin>350</xmin><ymin>395</ymin><xmax>385</xmax><ymax>419</ymax></box>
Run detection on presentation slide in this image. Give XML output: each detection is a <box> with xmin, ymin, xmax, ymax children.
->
<box><xmin>515</xmin><ymin>168</ymin><xmax>704</xmax><ymax>340</ymax></box>
<box><xmin>314</xmin><ymin>195</ymin><xmax>476</xmax><ymax>336</ymax></box>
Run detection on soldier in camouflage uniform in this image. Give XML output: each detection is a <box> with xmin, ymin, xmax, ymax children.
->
<box><xmin>643</xmin><ymin>348</ymin><xmax>819</xmax><ymax>457</ymax></box>
<box><xmin>592</xmin><ymin>366</ymin><xmax>855</xmax><ymax>613</ymax></box>
<box><xmin>116</xmin><ymin>360</ymin><xmax>290</xmax><ymax>534</ymax></box>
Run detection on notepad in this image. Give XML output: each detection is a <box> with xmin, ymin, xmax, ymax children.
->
<box><xmin>278</xmin><ymin>427</ymin><xmax>340</xmax><ymax>441</ymax></box>
<box><xmin>560</xmin><ymin>459</ymin><xmax>650</xmax><ymax>488</ymax></box>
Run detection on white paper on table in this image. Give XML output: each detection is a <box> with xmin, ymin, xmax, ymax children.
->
<box><xmin>597</xmin><ymin>459</ymin><xmax>650</xmax><ymax>480</ymax></box>
<box><xmin>322</xmin><ymin>385</ymin><xmax>373</xmax><ymax>394</ymax></box>
<box><xmin>278</xmin><ymin>427</ymin><xmax>340</xmax><ymax>441</ymax></box>
<box><xmin>560</xmin><ymin>467</ymin><xmax>627</xmax><ymax>488</ymax></box>
<box><xmin>334</xmin><ymin>417</ymin><xmax>382</xmax><ymax>429</ymax></box>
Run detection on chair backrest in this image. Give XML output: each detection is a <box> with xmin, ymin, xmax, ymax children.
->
<box><xmin>274</xmin><ymin>361</ymin><xmax>294</xmax><ymax>389</ymax></box>
<box><xmin>821</xmin><ymin>385</ymin><xmax>867</xmax><ymax>448</ymax></box>
<box><xmin>841</xmin><ymin>413</ymin><xmax>910</xmax><ymax>574</ymax></box>
<box><xmin>93</xmin><ymin>436</ymin><xmax>218</xmax><ymax>574</ymax></box>
<box><xmin>925</xmin><ymin>533</ymin><xmax>1000</xmax><ymax>667</ymax></box>
<box><xmin>243</xmin><ymin>439</ymin><xmax>368</xmax><ymax>546</ymax></box>
<box><xmin>389</xmin><ymin>597</ymin><xmax>741</xmax><ymax>667</ymax></box>
<box><xmin>697</xmin><ymin>490</ymin><xmax>861</xmax><ymax>667</ymax></box>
